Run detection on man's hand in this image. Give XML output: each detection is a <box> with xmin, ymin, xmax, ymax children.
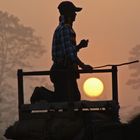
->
<box><xmin>80</xmin><ymin>64</ymin><xmax>93</xmax><ymax>71</ymax></box>
<box><xmin>77</xmin><ymin>39</ymin><xmax>89</xmax><ymax>51</ymax></box>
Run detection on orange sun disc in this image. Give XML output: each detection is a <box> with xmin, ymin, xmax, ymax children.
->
<box><xmin>83</xmin><ymin>77</ymin><xmax>104</xmax><ymax>97</ymax></box>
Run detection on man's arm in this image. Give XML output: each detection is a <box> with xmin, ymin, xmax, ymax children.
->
<box><xmin>60</xmin><ymin>25</ymin><xmax>77</xmax><ymax>62</ymax></box>
<box><xmin>76</xmin><ymin>39</ymin><xmax>89</xmax><ymax>52</ymax></box>
<box><xmin>76</xmin><ymin>56</ymin><xmax>93</xmax><ymax>70</ymax></box>
<box><xmin>60</xmin><ymin>25</ymin><xmax>93</xmax><ymax>70</ymax></box>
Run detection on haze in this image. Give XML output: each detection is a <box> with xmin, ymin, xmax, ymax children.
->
<box><xmin>1</xmin><ymin>0</ymin><xmax>140</xmax><ymax>123</ymax></box>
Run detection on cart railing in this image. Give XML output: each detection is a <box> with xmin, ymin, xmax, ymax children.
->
<box><xmin>17</xmin><ymin>66</ymin><xmax>119</xmax><ymax>120</ymax></box>
<box><xmin>17</xmin><ymin>60</ymin><xmax>139</xmax><ymax>121</ymax></box>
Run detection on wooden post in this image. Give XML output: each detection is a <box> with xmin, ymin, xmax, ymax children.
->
<box><xmin>17</xmin><ymin>69</ymin><xmax>24</xmax><ymax>120</ymax></box>
<box><xmin>112</xmin><ymin>66</ymin><xmax>120</xmax><ymax>122</ymax></box>
<box><xmin>112</xmin><ymin>66</ymin><xmax>118</xmax><ymax>102</ymax></box>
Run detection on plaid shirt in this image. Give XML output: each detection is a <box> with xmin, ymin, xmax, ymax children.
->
<box><xmin>52</xmin><ymin>17</ymin><xmax>77</xmax><ymax>64</ymax></box>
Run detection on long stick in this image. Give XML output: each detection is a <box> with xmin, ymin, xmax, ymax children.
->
<box><xmin>94</xmin><ymin>60</ymin><xmax>139</xmax><ymax>69</ymax></box>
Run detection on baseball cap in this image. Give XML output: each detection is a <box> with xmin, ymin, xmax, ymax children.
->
<box><xmin>58</xmin><ymin>1</ymin><xmax>82</xmax><ymax>15</ymax></box>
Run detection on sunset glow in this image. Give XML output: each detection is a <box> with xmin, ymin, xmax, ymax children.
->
<box><xmin>0</xmin><ymin>0</ymin><xmax>140</xmax><ymax>130</ymax></box>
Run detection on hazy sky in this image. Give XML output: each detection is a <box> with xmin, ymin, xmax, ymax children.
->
<box><xmin>1</xmin><ymin>0</ymin><xmax>140</xmax><ymax>121</ymax></box>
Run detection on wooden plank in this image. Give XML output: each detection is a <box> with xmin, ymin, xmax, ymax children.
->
<box><xmin>22</xmin><ymin>69</ymin><xmax>112</xmax><ymax>76</ymax></box>
<box><xmin>20</xmin><ymin>100</ymin><xmax>118</xmax><ymax>111</ymax></box>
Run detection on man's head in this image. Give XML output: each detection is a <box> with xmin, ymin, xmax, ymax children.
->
<box><xmin>58</xmin><ymin>1</ymin><xmax>82</xmax><ymax>17</ymax></box>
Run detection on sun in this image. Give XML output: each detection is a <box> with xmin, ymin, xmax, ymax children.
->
<box><xmin>83</xmin><ymin>77</ymin><xmax>104</xmax><ymax>97</ymax></box>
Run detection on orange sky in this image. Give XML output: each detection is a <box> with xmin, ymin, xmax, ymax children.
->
<box><xmin>1</xmin><ymin>0</ymin><xmax>140</xmax><ymax>121</ymax></box>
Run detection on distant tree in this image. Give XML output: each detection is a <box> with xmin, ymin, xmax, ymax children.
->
<box><xmin>127</xmin><ymin>45</ymin><xmax>140</xmax><ymax>89</ymax></box>
<box><xmin>0</xmin><ymin>11</ymin><xmax>46</xmax><ymax>139</ymax></box>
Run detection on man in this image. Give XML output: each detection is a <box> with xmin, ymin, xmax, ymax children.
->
<box><xmin>50</xmin><ymin>1</ymin><xmax>93</xmax><ymax>102</ymax></box>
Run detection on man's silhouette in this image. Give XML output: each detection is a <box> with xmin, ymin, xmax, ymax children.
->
<box><xmin>50</xmin><ymin>1</ymin><xmax>93</xmax><ymax>102</ymax></box>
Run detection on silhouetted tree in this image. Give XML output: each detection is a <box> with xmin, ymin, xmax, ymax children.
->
<box><xmin>127</xmin><ymin>45</ymin><xmax>140</xmax><ymax>89</ymax></box>
<box><xmin>0</xmin><ymin>11</ymin><xmax>46</xmax><ymax>139</ymax></box>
